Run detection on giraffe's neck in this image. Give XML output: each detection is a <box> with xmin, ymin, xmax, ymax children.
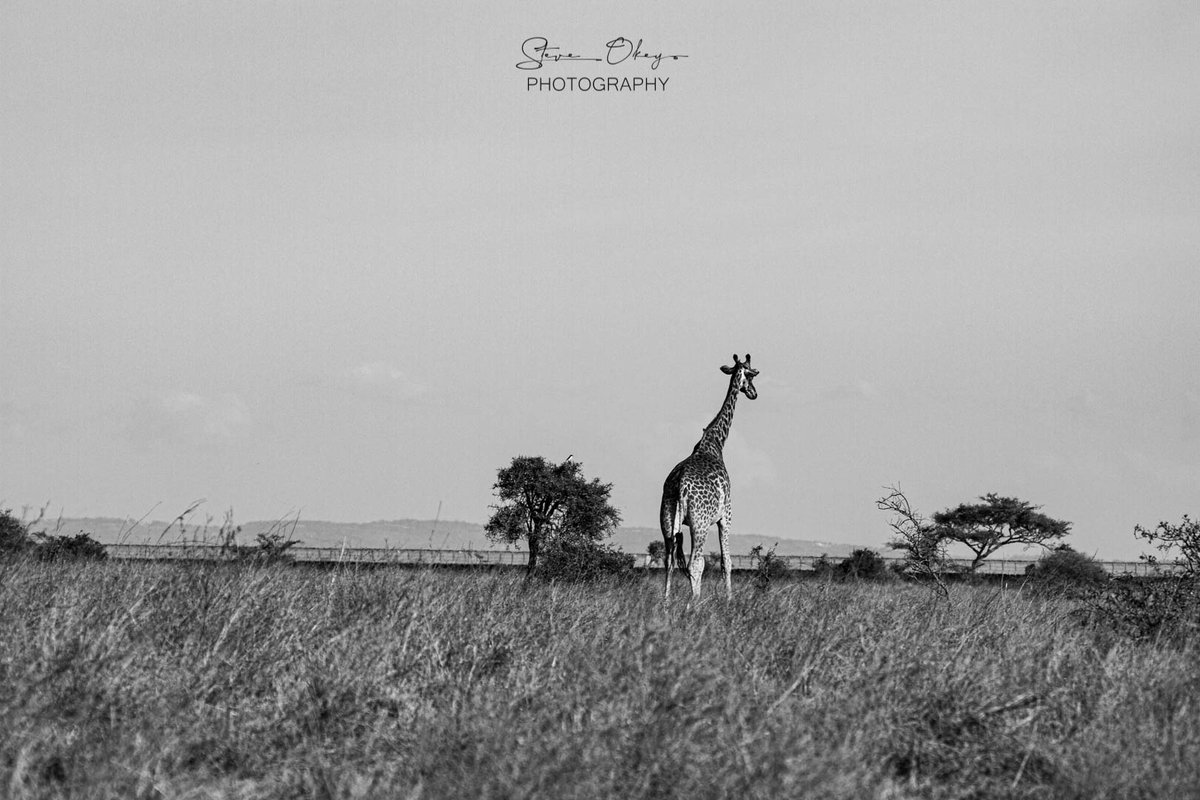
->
<box><xmin>694</xmin><ymin>375</ymin><xmax>740</xmax><ymax>457</ymax></box>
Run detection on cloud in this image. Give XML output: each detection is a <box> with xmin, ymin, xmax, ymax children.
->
<box><xmin>346</xmin><ymin>361</ymin><xmax>427</xmax><ymax>400</ymax></box>
<box><xmin>819</xmin><ymin>380</ymin><xmax>881</xmax><ymax>404</ymax></box>
<box><xmin>125</xmin><ymin>391</ymin><xmax>251</xmax><ymax>447</ymax></box>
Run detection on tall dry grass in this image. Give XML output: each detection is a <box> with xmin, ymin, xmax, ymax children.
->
<box><xmin>1</xmin><ymin>559</ymin><xmax>1198</xmax><ymax>799</ymax></box>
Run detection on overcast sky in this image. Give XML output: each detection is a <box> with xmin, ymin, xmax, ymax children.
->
<box><xmin>2</xmin><ymin>2</ymin><xmax>1197</xmax><ymax>559</ymax></box>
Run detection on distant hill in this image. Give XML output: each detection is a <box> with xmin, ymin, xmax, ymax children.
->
<box><xmin>41</xmin><ymin>516</ymin><xmax>871</xmax><ymax>559</ymax></box>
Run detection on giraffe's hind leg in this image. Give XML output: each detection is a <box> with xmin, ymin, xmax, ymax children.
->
<box><xmin>717</xmin><ymin>517</ymin><xmax>732</xmax><ymax>601</ymax></box>
<box><xmin>688</xmin><ymin>524</ymin><xmax>709</xmax><ymax>601</ymax></box>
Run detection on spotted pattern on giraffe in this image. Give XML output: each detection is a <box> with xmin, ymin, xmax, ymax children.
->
<box><xmin>659</xmin><ymin>353</ymin><xmax>759</xmax><ymax>603</ymax></box>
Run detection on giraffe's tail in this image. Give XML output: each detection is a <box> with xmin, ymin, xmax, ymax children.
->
<box><xmin>661</xmin><ymin>494</ymin><xmax>689</xmax><ymax>574</ymax></box>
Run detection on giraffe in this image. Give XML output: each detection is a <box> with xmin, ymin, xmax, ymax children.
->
<box><xmin>660</xmin><ymin>353</ymin><xmax>759</xmax><ymax>602</ymax></box>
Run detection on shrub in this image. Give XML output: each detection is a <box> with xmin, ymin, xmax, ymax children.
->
<box><xmin>837</xmin><ymin>548</ymin><xmax>888</xmax><ymax>580</ymax></box>
<box><xmin>1024</xmin><ymin>545</ymin><xmax>1107</xmax><ymax>593</ymax></box>
<box><xmin>239</xmin><ymin>530</ymin><xmax>300</xmax><ymax>564</ymax></box>
<box><xmin>812</xmin><ymin>554</ymin><xmax>837</xmax><ymax>579</ymax></box>
<box><xmin>1</xmin><ymin>512</ymin><xmax>108</xmax><ymax>563</ymax></box>
<box><xmin>1084</xmin><ymin>516</ymin><xmax>1200</xmax><ymax>640</ymax></box>
<box><xmin>1086</xmin><ymin>577</ymin><xmax>1200</xmax><ymax>641</ymax></box>
<box><xmin>539</xmin><ymin>536</ymin><xmax>635</xmax><ymax>582</ymax></box>
<box><xmin>0</xmin><ymin>509</ymin><xmax>33</xmax><ymax>555</ymax></box>
<box><xmin>812</xmin><ymin>549</ymin><xmax>890</xmax><ymax>582</ymax></box>
<box><xmin>749</xmin><ymin>544</ymin><xmax>790</xmax><ymax>588</ymax></box>
<box><xmin>210</xmin><ymin>511</ymin><xmax>301</xmax><ymax>565</ymax></box>
<box><xmin>647</xmin><ymin>540</ymin><xmax>665</xmax><ymax>566</ymax></box>
<box><xmin>33</xmin><ymin>532</ymin><xmax>108</xmax><ymax>562</ymax></box>
<box><xmin>1136</xmin><ymin>514</ymin><xmax>1200</xmax><ymax>574</ymax></box>
<box><xmin>878</xmin><ymin>485</ymin><xmax>950</xmax><ymax>597</ymax></box>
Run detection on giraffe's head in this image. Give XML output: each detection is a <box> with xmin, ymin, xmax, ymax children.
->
<box><xmin>720</xmin><ymin>353</ymin><xmax>759</xmax><ymax>400</ymax></box>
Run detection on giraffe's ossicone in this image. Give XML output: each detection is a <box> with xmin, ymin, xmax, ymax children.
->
<box><xmin>659</xmin><ymin>353</ymin><xmax>759</xmax><ymax>602</ymax></box>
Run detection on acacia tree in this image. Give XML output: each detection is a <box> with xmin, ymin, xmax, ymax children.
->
<box><xmin>485</xmin><ymin>455</ymin><xmax>622</xmax><ymax>574</ymax></box>
<box><xmin>932</xmin><ymin>493</ymin><xmax>1071</xmax><ymax>572</ymax></box>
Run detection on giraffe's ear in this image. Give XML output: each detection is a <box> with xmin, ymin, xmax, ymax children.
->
<box><xmin>720</xmin><ymin>364</ymin><xmax>735</xmax><ymax>375</ymax></box>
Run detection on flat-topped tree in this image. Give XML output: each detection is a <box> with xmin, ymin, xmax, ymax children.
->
<box><xmin>485</xmin><ymin>455</ymin><xmax>621</xmax><ymax>575</ymax></box>
<box><xmin>932</xmin><ymin>493</ymin><xmax>1071</xmax><ymax>572</ymax></box>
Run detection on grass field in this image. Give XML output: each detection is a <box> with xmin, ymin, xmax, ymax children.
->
<box><xmin>2</xmin><ymin>560</ymin><xmax>1198</xmax><ymax>799</ymax></box>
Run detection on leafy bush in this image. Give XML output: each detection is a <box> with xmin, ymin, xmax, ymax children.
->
<box><xmin>225</xmin><ymin>531</ymin><xmax>300</xmax><ymax>564</ymax></box>
<box><xmin>33</xmin><ymin>532</ymin><xmax>108</xmax><ymax>562</ymax></box>
<box><xmin>1086</xmin><ymin>577</ymin><xmax>1200</xmax><ymax>641</ymax></box>
<box><xmin>749</xmin><ymin>544</ymin><xmax>790</xmax><ymax>588</ymax></box>
<box><xmin>539</xmin><ymin>536</ymin><xmax>635</xmax><ymax>582</ymax></box>
<box><xmin>1024</xmin><ymin>546</ymin><xmax>1107</xmax><ymax>593</ymax></box>
<box><xmin>213</xmin><ymin>511</ymin><xmax>300</xmax><ymax>564</ymax></box>
<box><xmin>1</xmin><ymin>512</ymin><xmax>107</xmax><ymax>562</ymax></box>
<box><xmin>0</xmin><ymin>509</ymin><xmax>33</xmax><ymax>555</ymax></box>
<box><xmin>838</xmin><ymin>548</ymin><xmax>889</xmax><ymax>580</ymax></box>
<box><xmin>1085</xmin><ymin>516</ymin><xmax>1199</xmax><ymax>640</ymax></box>
<box><xmin>1136</xmin><ymin>514</ymin><xmax>1200</xmax><ymax>574</ymax></box>
<box><xmin>646</xmin><ymin>540</ymin><xmax>665</xmax><ymax>566</ymax></box>
<box><xmin>812</xmin><ymin>550</ymin><xmax>890</xmax><ymax>582</ymax></box>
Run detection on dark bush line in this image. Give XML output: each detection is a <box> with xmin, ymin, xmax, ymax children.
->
<box><xmin>813</xmin><ymin>548</ymin><xmax>891</xmax><ymax>582</ymax></box>
<box><xmin>1</xmin><ymin>509</ymin><xmax>107</xmax><ymax>562</ymax></box>
<box><xmin>1023</xmin><ymin>545</ymin><xmax>1108</xmax><ymax>596</ymax></box>
<box><xmin>538</xmin><ymin>535</ymin><xmax>636</xmax><ymax>582</ymax></box>
<box><xmin>31</xmin><ymin>532</ymin><xmax>108</xmax><ymax>562</ymax></box>
<box><xmin>1081</xmin><ymin>517</ymin><xmax>1200</xmax><ymax>641</ymax></box>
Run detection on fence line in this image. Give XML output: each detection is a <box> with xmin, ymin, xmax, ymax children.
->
<box><xmin>99</xmin><ymin>544</ymin><xmax>1178</xmax><ymax>577</ymax></box>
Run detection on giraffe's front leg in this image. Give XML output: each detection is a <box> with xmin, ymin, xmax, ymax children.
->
<box><xmin>717</xmin><ymin>517</ymin><xmax>732</xmax><ymax>601</ymax></box>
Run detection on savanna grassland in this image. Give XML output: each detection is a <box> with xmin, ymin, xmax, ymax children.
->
<box><xmin>2</xmin><ymin>560</ymin><xmax>1198</xmax><ymax>800</ymax></box>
